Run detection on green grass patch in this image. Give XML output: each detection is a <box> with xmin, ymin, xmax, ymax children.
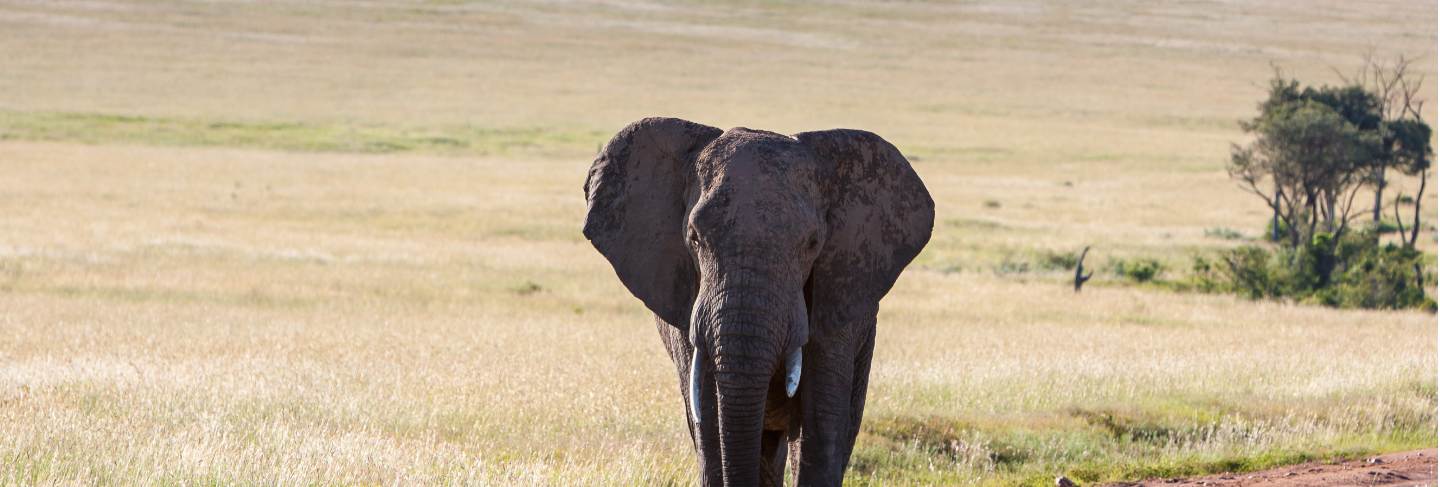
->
<box><xmin>0</xmin><ymin>110</ymin><xmax>607</xmax><ymax>158</ymax></box>
<box><xmin>1204</xmin><ymin>227</ymin><xmax>1247</xmax><ymax>240</ymax></box>
<box><xmin>848</xmin><ymin>391</ymin><xmax>1435</xmax><ymax>486</ymax></box>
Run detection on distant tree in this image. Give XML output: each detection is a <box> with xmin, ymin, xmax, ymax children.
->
<box><xmin>1229</xmin><ymin>79</ymin><xmax>1381</xmax><ymax>248</ymax></box>
<box><xmin>1217</xmin><ymin>66</ymin><xmax>1435</xmax><ymax>311</ymax></box>
<box><xmin>1389</xmin><ymin>117</ymin><xmax>1431</xmax><ymax>249</ymax></box>
<box><xmin>1335</xmin><ymin>53</ymin><xmax>1433</xmax><ymax>228</ymax></box>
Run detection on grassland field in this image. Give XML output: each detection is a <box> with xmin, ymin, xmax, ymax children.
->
<box><xmin>0</xmin><ymin>1</ymin><xmax>1436</xmax><ymax>485</ymax></box>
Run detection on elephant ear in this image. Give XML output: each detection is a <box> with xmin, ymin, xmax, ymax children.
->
<box><xmin>796</xmin><ymin>129</ymin><xmax>934</xmax><ymax>327</ymax></box>
<box><xmin>584</xmin><ymin>117</ymin><xmax>722</xmax><ymax>330</ymax></box>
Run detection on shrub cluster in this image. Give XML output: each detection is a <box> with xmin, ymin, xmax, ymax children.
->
<box><xmin>1111</xmin><ymin>258</ymin><xmax>1164</xmax><ymax>283</ymax></box>
<box><xmin>1191</xmin><ymin>228</ymin><xmax>1434</xmax><ymax>311</ymax></box>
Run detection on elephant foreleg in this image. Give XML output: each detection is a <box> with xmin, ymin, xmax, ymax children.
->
<box><xmin>794</xmin><ymin>326</ymin><xmax>877</xmax><ymax>486</ymax></box>
<box><xmin>794</xmin><ymin>353</ymin><xmax>854</xmax><ymax>485</ymax></box>
<box><xmin>838</xmin><ymin>328</ymin><xmax>876</xmax><ymax>470</ymax></box>
<box><xmin>760</xmin><ymin>429</ymin><xmax>788</xmax><ymax>486</ymax></box>
<box><xmin>654</xmin><ymin>318</ymin><xmax>723</xmax><ymax>486</ymax></box>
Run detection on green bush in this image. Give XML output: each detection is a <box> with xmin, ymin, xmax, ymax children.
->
<box><xmin>1111</xmin><ymin>258</ymin><xmax>1164</xmax><ymax>283</ymax></box>
<box><xmin>992</xmin><ymin>255</ymin><xmax>1030</xmax><ymax>276</ymax></box>
<box><xmin>1374</xmin><ymin>220</ymin><xmax>1402</xmax><ymax>235</ymax></box>
<box><xmin>1216</xmin><ymin>246</ymin><xmax>1279</xmax><ymax>298</ymax></box>
<box><xmin>1203</xmin><ymin>227</ymin><xmax>1245</xmax><ymax>240</ymax></box>
<box><xmin>1035</xmin><ymin>250</ymin><xmax>1079</xmax><ymax>271</ymax></box>
<box><xmin>988</xmin><ymin>250</ymin><xmax>1082</xmax><ymax>275</ymax></box>
<box><xmin>1324</xmin><ymin>243</ymin><xmax>1429</xmax><ymax>309</ymax></box>
<box><xmin>1187</xmin><ymin>256</ymin><xmax>1221</xmax><ymax>293</ymax></box>
<box><xmin>1262</xmin><ymin>218</ymin><xmax>1291</xmax><ymax>243</ymax></box>
<box><xmin>1194</xmin><ymin>228</ymin><xmax>1433</xmax><ymax>311</ymax></box>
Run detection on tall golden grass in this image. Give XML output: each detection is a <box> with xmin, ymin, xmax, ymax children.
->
<box><xmin>0</xmin><ymin>0</ymin><xmax>1434</xmax><ymax>484</ymax></box>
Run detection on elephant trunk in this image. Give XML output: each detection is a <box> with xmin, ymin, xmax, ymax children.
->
<box><xmin>711</xmin><ymin>310</ymin><xmax>781</xmax><ymax>486</ymax></box>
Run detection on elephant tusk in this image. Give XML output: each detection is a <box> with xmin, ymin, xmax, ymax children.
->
<box><xmin>784</xmin><ymin>347</ymin><xmax>802</xmax><ymax>398</ymax></box>
<box><xmin>689</xmin><ymin>352</ymin><xmax>703</xmax><ymax>424</ymax></box>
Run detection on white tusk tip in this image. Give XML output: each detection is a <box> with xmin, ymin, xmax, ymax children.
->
<box><xmin>783</xmin><ymin>348</ymin><xmax>802</xmax><ymax>398</ymax></box>
<box><xmin>689</xmin><ymin>353</ymin><xmax>703</xmax><ymax>424</ymax></box>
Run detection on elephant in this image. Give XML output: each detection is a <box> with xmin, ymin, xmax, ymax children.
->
<box><xmin>582</xmin><ymin>117</ymin><xmax>934</xmax><ymax>486</ymax></box>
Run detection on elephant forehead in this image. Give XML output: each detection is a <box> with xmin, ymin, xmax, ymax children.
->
<box><xmin>695</xmin><ymin>128</ymin><xmax>817</xmax><ymax>188</ymax></box>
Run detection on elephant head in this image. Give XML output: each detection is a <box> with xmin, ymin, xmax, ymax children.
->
<box><xmin>583</xmin><ymin>117</ymin><xmax>933</xmax><ymax>484</ymax></box>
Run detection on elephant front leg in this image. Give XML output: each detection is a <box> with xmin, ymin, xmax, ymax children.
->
<box><xmin>760</xmin><ymin>429</ymin><xmax>788</xmax><ymax>486</ymax></box>
<box><xmin>760</xmin><ymin>374</ymin><xmax>799</xmax><ymax>487</ymax></box>
<box><xmin>794</xmin><ymin>327</ymin><xmax>876</xmax><ymax>486</ymax></box>
<box><xmin>838</xmin><ymin>328</ymin><xmax>876</xmax><ymax>470</ymax></box>
<box><xmin>654</xmin><ymin>319</ymin><xmax>723</xmax><ymax>486</ymax></box>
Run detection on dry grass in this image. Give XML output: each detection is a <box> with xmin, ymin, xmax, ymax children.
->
<box><xmin>0</xmin><ymin>0</ymin><xmax>1435</xmax><ymax>485</ymax></box>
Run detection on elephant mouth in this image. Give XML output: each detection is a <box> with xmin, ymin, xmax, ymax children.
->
<box><xmin>765</xmin><ymin>349</ymin><xmax>802</xmax><ymax>431</ymax></box>
<box><xmin>691</xmin><ymin>344</ymin><xmax>806</xmax><ymax>423</ymax></box>
<box><xmin>689</xmin><ymin>343</ymin><xmax>802</xmax><ymax>429</ymax></box>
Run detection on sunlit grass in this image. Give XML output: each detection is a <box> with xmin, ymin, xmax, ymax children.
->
<box><xmin>0</xmin><ymin>141</ymin><xmax>1432</xmax><ymax>485</ymax></box>
<box><xmin>0</xmin><ymin>110</ymin><xmax>605</xmax><ymax>159</ymax></box>
<box><xmin>0</xmin><ymin>0</ymin><xmax>1435</xmax><ymax>484</ymax></box>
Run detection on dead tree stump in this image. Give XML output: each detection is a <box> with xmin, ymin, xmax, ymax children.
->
<box><xmin>1074</xmin><ymin>246</ymin><xmax>1093</xmax><ymax>292</ymax></box>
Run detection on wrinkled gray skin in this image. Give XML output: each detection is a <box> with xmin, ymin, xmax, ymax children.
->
<box><xmin>583</xmin><ymin>118</ymin><xmax>934</xmax><ymax>486</ymax></box>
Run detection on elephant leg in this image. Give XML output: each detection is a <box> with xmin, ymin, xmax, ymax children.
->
<box><xmin>654</xmin><ymin>319</ymin><xmax>723</xmax><ymax>486</ymax></box>
<box><xmin>837</xmin><ymin>328</ymin><xmax>877</xmax><ymax>470</ymax></box>
<box><xmin>760</xmin><ymin>429</ymin><xmax>788</xmax><ymax>486</ymax></box>
<box><xmin>794</xmin><ymin>346</ymin><xmax>857</xmax><ymax>485</ymax></box>
<box><xmin>787</xmin><ymin>402</ymin><xmax>804</xmax><ymax>486</ymax></box>
<box><xmin>761</xmin><ymin>372</ymin><xmax>799</xmax><ymax>486</ymax></box>
<box><xmin>794</xmin><ymin>326</ymin><xmax>878</xmax><ymax>485</ymax></box>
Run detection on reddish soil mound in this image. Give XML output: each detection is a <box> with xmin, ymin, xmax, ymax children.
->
<box><xmin>1102</xmin><ymin>449</ymin><xmax>1436</xmax><ymax>486</ymax></box>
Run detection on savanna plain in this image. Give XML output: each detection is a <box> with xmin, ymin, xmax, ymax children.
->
<box><xmin>0</xmin><ymin>1</ymin><xmax>1436</xmax><ymax>485</ymax></box>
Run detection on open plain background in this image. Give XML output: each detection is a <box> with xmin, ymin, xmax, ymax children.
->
<box><xmin>0</xmin><ymin>1</ymin><xmax>1436</xmax><ymax>485</ymax></box>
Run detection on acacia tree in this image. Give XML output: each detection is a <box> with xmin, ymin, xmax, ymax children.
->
<box><xmin>1336</xmin><ymin>53</ymin><xmax>1433</xmax><ymax>227</ymax></box>
<box><xmin>1389</xmin><ymin>118</ymin><xmax>1432</xmax><ymax>249</ymax></box>
<box><xmin>1230</xmin><ymin>80</ymin><xmax>1381</xmax><ymax>248</ymax></box>
<box><xmin>1216</xmin><ymin>68</ymin><xmax>1434</xmax><ymax>310</ymax></box>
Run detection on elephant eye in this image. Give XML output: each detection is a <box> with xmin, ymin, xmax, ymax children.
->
<box><xmin>806</xmin><ymin>234</ymin><xmax>820</xmax><ymax>250</ymax></box>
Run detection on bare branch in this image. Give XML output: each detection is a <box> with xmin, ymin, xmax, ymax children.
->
<box><xmin>1400</xmin><ymin>73</ymin><xmax>1427</xmax><ymax>120</ymax></box>
<box><xmin>1233</xmin><ymin>180</ymin><xmax>1283</xmax><ymax>213</ymax></box>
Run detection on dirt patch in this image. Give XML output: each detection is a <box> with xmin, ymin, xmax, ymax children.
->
<box><xmin>1102</xmin><ymin>449</ymin><xmax>1436</xmax><ymax>486</ymax></box>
